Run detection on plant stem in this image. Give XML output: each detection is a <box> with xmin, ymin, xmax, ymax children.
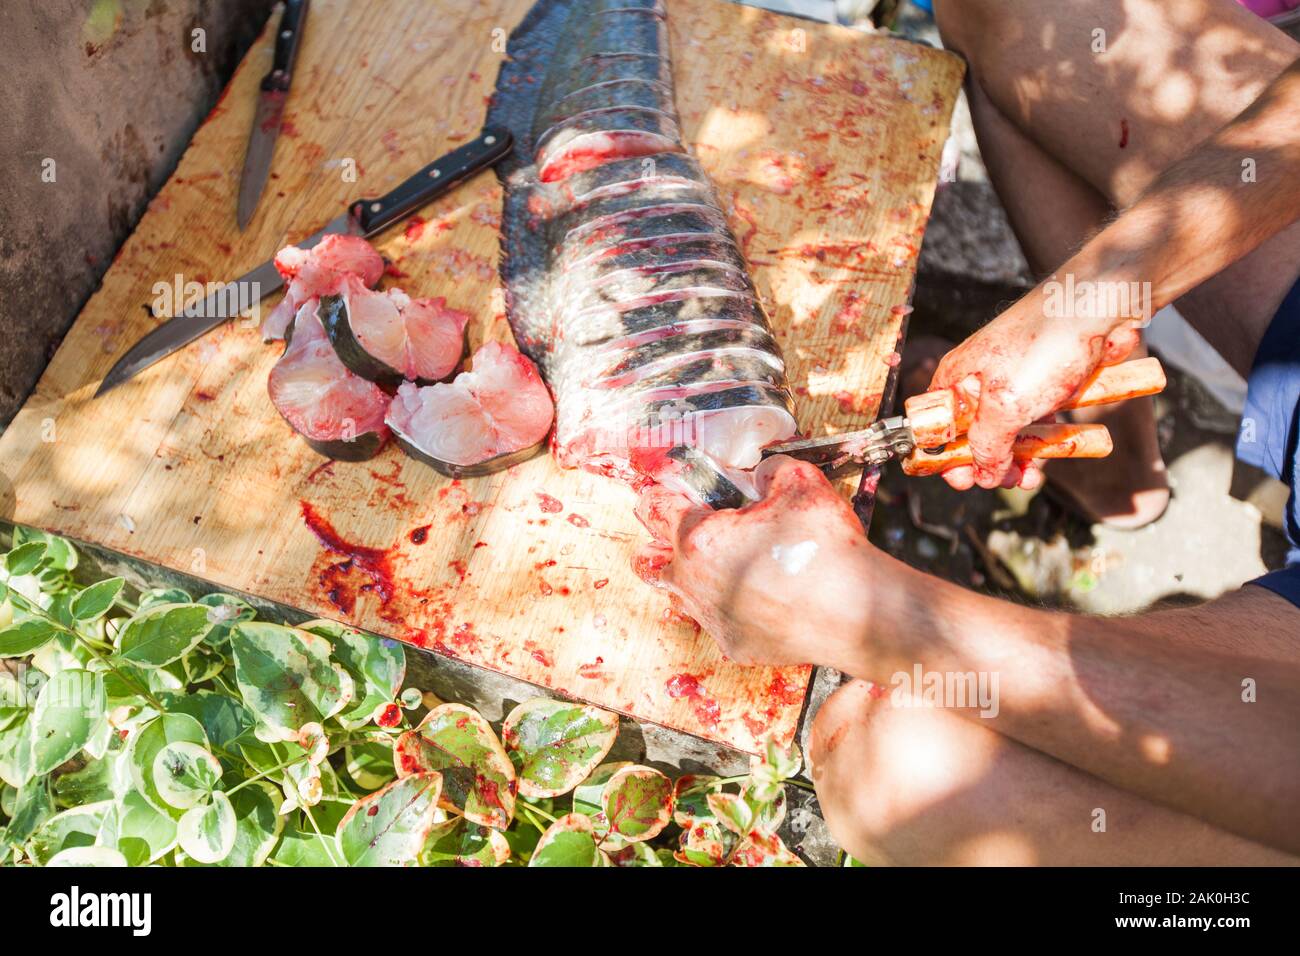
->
<box><xmin>521</xmin><ymin>801</ymin><xmax>558</xmax><ymax>824</ymax></box>
<box><xmin>679</xmin><ymin>774</ymin><xmax>749</xmax><ymax>797</ymax></box>
<box><xmin>303</xmin><ymin>804</ymin><xmax>342</xmax><ymax>867</ymax></box>
<box><xmin>226</xmin><ymin>753</ymin><xmax>308</xmax><ymax>797</ymax></box>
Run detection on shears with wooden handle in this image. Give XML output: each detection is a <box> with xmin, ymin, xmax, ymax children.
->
<box><xmin>762</xmin><ymin>357</ymin><xmax>1167</xmax><ymax>477</ymax></box>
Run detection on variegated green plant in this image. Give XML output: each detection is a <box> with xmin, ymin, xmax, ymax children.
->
<box><xmin>0</xmin><ymin>530</ymin><xmax>807</xmax><ymax>867</ymax></box>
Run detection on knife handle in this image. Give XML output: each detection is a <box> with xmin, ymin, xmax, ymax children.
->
<box><xmin>904</xmin><ymin>356</ymin><xmax>1166</xmax><ymax>448</ymax></box>
<box><xmin>901</xmin><ymin>423</ymin><xmax>1113</xmax><ymax>477</ymax></box>
<box><xmin>351</xmin><ymin>128</ymin><xmax>514</xmax><ymax>236</ymax></box>
<box><xmin>263</xmin><ymin>0</ymin><xmax>310</xmax><ymax>93</ymax></box>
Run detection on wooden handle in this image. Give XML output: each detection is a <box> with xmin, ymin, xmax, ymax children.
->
<box><xmin>901</xmin><ymin>423</ymin><xmax>1114</xmax><ymax>477</ymax></box>
<box><xmin>904</xmin><ymin>357</ymin><xmax>1166</xmax><ymax>448</ymax></box>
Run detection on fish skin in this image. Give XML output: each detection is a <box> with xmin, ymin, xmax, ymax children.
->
<box><xmin>489</xmin><ymin>0</ymin><xmax>796</xmax><ymax>504</ymax></box>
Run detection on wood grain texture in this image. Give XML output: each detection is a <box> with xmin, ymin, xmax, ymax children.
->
<box><xmin>0</xmin><ymin>0</ymin><xmax>962</xmax><ymax>753</ymax></box>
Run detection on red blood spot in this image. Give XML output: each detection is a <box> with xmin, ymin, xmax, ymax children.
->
<box><xmin>884</xmin><ymin>351</ymin><xmax>901</xmax><ymax>367</ymax></box>
<box><xmin>448</xmin><ymin>559</ymin><xmax>468</xmax><ymax>582</ymax></box>
<box><xmin>666</xmin><ymin>672</ymin><xmax>721</xmax><ymax>728</ymax></box>
<box><xmin>367</xmin><ymin>804</ymin><xmax>380</xmax><ymax>816</ymax></box>
<box><xmin>567</xmin><ymin>512</ymin><xmax>590</xmax><ymax>528</ymax></box>
<box><xmin>593</xmin><ymin>578</ymin><xmax>609</xmax><ymax>589</ymax></box>
<box><xmin>376</xmin><ymin>703</ymin><xmax>402</xmax><ymax>728</ymax></box>
<box><xmin>384</xmin><ymin>262</ymin><xmax>408</xmax><ymax>279</ymax></box>
<box><xmin>404</xmin><ymin>215</ymin><xmax>427</xmax><ymax>242</ymax></box>
<box><xmin>535</xmin><ymin>492</ymin><xmax>563</xmax><ymax>513</ymax></box>
<box><xmin>1119</xmin><ymin>118</ymin><xmax>1129</xmax><ymax>149</ymax></box>
<box><xmin>409</xmin><ymin>525</ymin><xmax>430</xmax><ymax>544</ymax></box>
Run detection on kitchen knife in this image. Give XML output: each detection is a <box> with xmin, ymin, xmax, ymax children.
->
<box><xmin>237</xmin><ymin>0</ymin><xmax>310</xmax><ymax>230</ymax></box>
<box><xmin>96</xmin><ymin>127</ymin><xmax>514</xmax><ymax>397</ymax></box>
<box><xmin>762</xmin><ymin>357</ymin><xmax>1167</xmax><ymax>476</ymax></box>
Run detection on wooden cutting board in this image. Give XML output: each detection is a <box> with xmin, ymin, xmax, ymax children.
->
<box><xmin>0</xmin><ymin>0</ymin><xmax>962</xmax><ymax>754</ymax></box>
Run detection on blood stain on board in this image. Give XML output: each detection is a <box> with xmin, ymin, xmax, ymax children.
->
<box><xmin>666</xmin><ymin>672</ymin><xmax>720</xmax><ymax>729</ymax></box>
<box><xmin>300</xmin><ymin>501</ymin><xmax>396</xmax><ymax>614</ymax></box>
<box><xmin>535</xmin><ymin>492</ymin><xmax>563</xmax><ymax>514</ymax></box>
<box><xmin>409</xmin><ymin>525</ymin><xmax>430</xmax><ymax>544</ymax></box>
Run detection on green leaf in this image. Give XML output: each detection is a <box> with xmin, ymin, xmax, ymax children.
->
<box><xmin>69</xmin><ymin>578</ymin><xmax>125</xmax><ymax>622</ymax></box>
<box><xmin>571</xmin><ymin>761</ymin><xmax>630</xmax><ymax>836</ymax></box>
<box><xmin>0</xmin><ymin>780</ymin><xmax>53</xmax><ymax>851</ymax></box>
<box><xmin>229</xmin><ymin>623</ymin><xmax>354</xmax><ymax>740</ymax></box>
<box><xmin>137</xmin><ymin>587</ymin><xmax>193</xmax><ymax>612</ymax></box>
<box><xmin>152</xmin><ymin>741</ymin><xmax>221</xmax><ymax>810</ymax></box>
<box><xmin>529</xmin><ymin>813</ymin><xmax>607</xmax><ymax>867</ymax></box>
<box><xmin>196</xmin><ymin>593</ymin><xmax>255</xmax><ymax>648</ymax></box>
<box><xmin>393</xmin><ymin>703</ymin><xmax>516</xmax><ymax>829</ymax></box>
<box><xmin>47</xmin><ymin>845</ymin><xmax>127</xmax><ymax>866</ymax></box>
<box><xmin>601</xmin><ymin>765</ymin><xmax>673</xmax><ymax>843</ymax></box>
<box><xmin>345</xmin><ymin>739</ymin><xmax>396</xmax><ymax>791</ymax></box>
<box><xmin>26</xmin><ymin>802</ymin><xmax>112</xmax><ymax>865</ymax></box>
<box><xmin>53</xmin><ymin>755</ymin><xmax>122</xmax><ymax>806</ymax></box>
<box><xmin>0</xmin><ymin>712</ymin><xmax>35</xmax><ymax>788</ymax></box>
<box><xmin>672</xmin><ymin>774</ymin><xmax>719</xmax><ymax>828</ymax></box>
<box><xmin>0</xmin><ymin>671</ymin><xmax>28</xmax><ymax>732</ymax></box>
<box><xmin>707</xmin><ymin>791</ymin><xmax>754</xmax><ymax>836</ymax></box>
<box><xmin>728</xmin><ymin>830</ymin><xmax>804</xmax><ymax>867</ymax></box>
<box><xmin>0</xmin><ymin>618</ymin><xmax>58</xmax><ymax>658</ymax></box>
<box><xmin>159</xmin><ymin>691</ymin><xmax>254</xmax><ymax>752</ymax></box>
<box><xmin>117</xmin><ymin>603</ymin><xmax>214</xmax><ymax>668</ymax></box>
<box><xmin>178</xmin><ymin>791</ymin><xmax>236</xmax><ymax>864</ymax></box>
<box><xmin>336</xmin><ymin>772</ymin><xmax>442</xmax><ymax>867</ymax></box>
<box><xmin>420</xmin><ymin>816</ymin><xmax>511</xmax><ymax>867</ymax></box>
<box><xmin>676</xmin><ymin>818</ymin><xmax>738</xmax><ymax>867</ymax></box>
<box><xmin>115</xmin><ymin>790</ymin><xmax>178</xmax><ymax>865</ymax></box>
<box><xmin>502</xmin><ymin>698</ymin><xmax>619</xmax><ymax>798</ymax></box>
<box><xmin>127</xmin><ymin>712</ymin><xmax>208</xmax><ymax>819</ymax></box>
<box><xmin>6</xmin><ymin>541</ymin><xmax>47</xmax><ymax>576</ymax></box>
<box><xmin>206</xmin><ymin>782</ymin><xmax>282</xmax><ymax>867</ymax></box>
<box><xmin>300</xmin><ymin>619</ymin><xmax>405</xmax><ymax>730</ymax></box>
<box><xmin>271</xmin><ymin>800</ymin><xmax>350</xmax><ymax>867</ymax></box>
<box><xmin>30</xmin><ymin>670</ymin><xmax>106</xmax><ymax>775</ymax></box>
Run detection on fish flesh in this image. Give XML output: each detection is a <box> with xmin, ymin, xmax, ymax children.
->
<box><xmin>385</xmin><ymin>342</ymin><xmax>555</xmax><ymax>478</ymax></box>
<box><xmin>267</xmin><ymin>299</ymin><xmax>391</xmax><ymax>461</ymax></box>
<box><xmin>489</xmin><ymin>0</ymin><xmax>797</xmax><ymax>505</ymax></box>
<box><xmin>318</xmin><ymin>275</ymin><xmax>470</xmax><ymax>387</ymax></box>
<box><xmin>261</xmin><ymin>234</ymin><xmax>385</xmax><ymax>341</ymax></box>
<box><xmin>263</xmin><ymin>236</ymin><xmax>554</xmax><ymax>472</ymax></box>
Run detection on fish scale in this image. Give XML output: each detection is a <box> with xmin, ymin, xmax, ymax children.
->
<box><xmin>490</xmin><ymin>0</ymin><xmax>797</xmax><ymax>503</ymax></box>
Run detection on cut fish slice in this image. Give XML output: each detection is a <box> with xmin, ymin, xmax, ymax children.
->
<box><xmin>385</xmin><ymin>342</ymin><xmax>555</xmax><ymax>478</ymax></box>
<box><xmin>261</xmin><ymin>234</ymin><xmax>385</xmax><ymax>341</ymax></box>
<box><xmin>537</xmin><ymin>113</ymin><xmax>682</xmax><ymax>183</ymax></box>
<box><xmin>318</xmin><ymin>274</ymin><xmax>469</xmax><ymax>387</ymax></box>
<box><xmin>267</xmin><ymin>300</ymin><xmax>390</xmax><ymax>461</ymax></box>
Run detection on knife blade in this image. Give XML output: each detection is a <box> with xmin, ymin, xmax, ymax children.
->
<box><xmin>237</xmin><ymin>0</ymin><xmax>310</xmax><ymax>230</ymax></box>
<box><xmin>96</xmin><ymin>127</ymin><xmax>514</xmax><ymax>396</ymax></box>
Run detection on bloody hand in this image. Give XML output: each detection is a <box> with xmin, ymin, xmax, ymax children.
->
<box><xmin>632</xmin><ymin>456</ymin><xmax>875</xmax><ymax>669</ymax></box>
<box><xmin>928</xmin><ymin>303</ymin><xmax>1140</xmax><ymax>490</ymax></box>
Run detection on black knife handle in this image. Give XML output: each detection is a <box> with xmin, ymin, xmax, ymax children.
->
<box><xmin>351</xmin><ymin>128</ymin><xmax>514</xmax><ymax>236</ymax></box>
<box><xmin>262</xmin><ymin>0</ymin><xmax>310</xmax><ymax>93</ymax></box>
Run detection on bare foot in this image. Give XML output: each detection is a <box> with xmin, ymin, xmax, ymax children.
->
<box><xmin>1044</xmin><ymin>394</ymin><xmax>1171</xmax><ymax>529</ymax></box>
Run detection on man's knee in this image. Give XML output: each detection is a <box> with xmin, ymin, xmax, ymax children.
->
<box><xmin>809</xmin><ymin>679</ymin><xmax>980</xmax><ymax>864</ymax></box>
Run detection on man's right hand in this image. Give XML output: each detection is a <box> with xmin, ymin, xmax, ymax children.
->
<box><xmin>926</xmin><ymin>296</ymin><xmax>1141</xmax><ymax>490</ymax></box>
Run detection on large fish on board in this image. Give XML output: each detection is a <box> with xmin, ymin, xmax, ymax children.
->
<box><xmin>488</xmin><ymin>0</ymin><xmax>798</xmax><ymax>507</ymax></box>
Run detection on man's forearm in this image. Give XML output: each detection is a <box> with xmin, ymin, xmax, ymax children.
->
<box><xmin>838</xmin><ymin>555</ymin><xmax>1300</xmax><ymax>853</ymax></box>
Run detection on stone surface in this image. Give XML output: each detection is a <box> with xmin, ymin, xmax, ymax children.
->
<box><xmin>0</xmin><ymin>0</ymin><xmax>271</xmax><ymax>427</ymax></box>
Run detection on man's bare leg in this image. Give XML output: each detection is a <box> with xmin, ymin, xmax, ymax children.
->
<box><xmin>809</xmin><ymin>679</ymin><xmax>1297</xmax><ymax>866</ymax></box>
<box><xmin>934</xmin><ymin>0</ymin><xmax>1300</xmax><ymax>377</ymax></box>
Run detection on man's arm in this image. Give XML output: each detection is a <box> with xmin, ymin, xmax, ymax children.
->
<box><xmin>635</xmin><ymin>458</ymin><xmax>1300</xmax><ymax>854</ymax></box>
<box><xmin>931</xmin><ymin>56</ymin><xmax>1300</xmax><ymax>489</ymax></box>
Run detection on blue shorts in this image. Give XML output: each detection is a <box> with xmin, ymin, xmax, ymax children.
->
<box><xmin>1236</xmin><ymin>276</ymin><xmax>1300</xmax><ymax>607</ymax></box>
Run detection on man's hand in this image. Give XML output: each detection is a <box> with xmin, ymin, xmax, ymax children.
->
<box><xmin>632</xmin><ymin>456</ymin><xmax>874</xmax><ymax>669</ymax></box>
<box><xmin>928</xmin><ymin>300</ymin><xmax>1140</xmax><ymax>490</ymax></box>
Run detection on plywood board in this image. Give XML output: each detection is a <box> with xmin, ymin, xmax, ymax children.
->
<box><xmin>0</xmin><ymin>0</ymin><xmax>962</xmax><ymax>753</ymax></box>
